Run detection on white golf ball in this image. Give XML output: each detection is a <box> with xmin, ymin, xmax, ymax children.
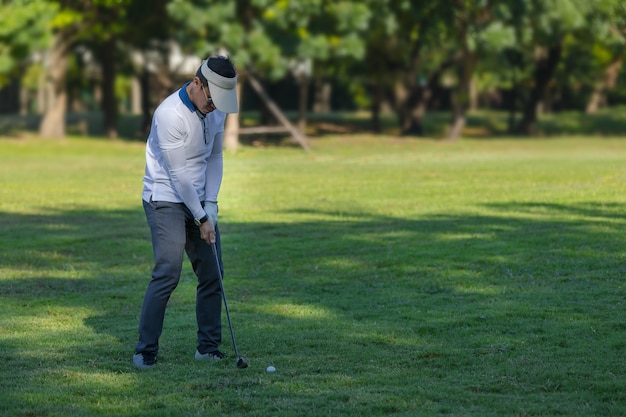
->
<box><xmin>266</xmin><ymin>365</ymin><xmax>276</xmax><ymax>373</ymax></box>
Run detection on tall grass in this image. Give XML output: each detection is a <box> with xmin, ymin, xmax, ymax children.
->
<box><xmin>1</xmin><ymin>134</ymin><xmax>625</xmax><ymax>416</ymax></box>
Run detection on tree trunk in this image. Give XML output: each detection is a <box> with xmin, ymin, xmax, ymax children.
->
<box><xmin>19</xmin><ymin>85</ymin><xmax>28</xmax><ymax>116</ymax></box>
<box><xmin>37</xmin><ymin>70</ymin><xmax>46</xmax><ymax>114</ymax></box>
<box><xmin>393</xmin><ymin>56</ymin><xmax>456</xmax><ymax>137</ymax></box>
<box><xmin>399</xmin><ymin>109</ymin><xmax>425</xmax><ymax>136</ymax></box>
<box><xmin>586</xmin><ymin>50</ymin><xmax>624</xmax><ymax>114</ymax></box>
<box><xmin>398</xmin><ymin>106</ymin><xmax>426</xmax><ymax>136</ymax></box>
<box><xmin>370</xmin><ymin>81</ymin><xmax>384</xmax><ymax>134</ymax></box>
<box><xmin>100</xmin><ymin>37</ymin><xmax>118</xmax><ymax>139</ymax></box>
<box><xmin>447</xmin><ymin>51</ymin><xmax>476</xmax><ymax>141</ymax></box>
<box><xmin>131</xmin><ymin>76</ymin><xmax>141</xmax><ymax>114</ymax></box>
<box><xmin>507</xmin><ymin>67</ymin><xmax>520</xmax><ymax>134</ymax></box>
<box><xmin>517</xmin><ymin>43</ymin><xmax>562</xmax><ymax>135</ymax></box>
<box><xmin>224</xmin><ymin>74</ymin><xmax>243</xmax><ymax>153</ymax></box>
<box><xmin>469</xmin><ymin>77</ymin><xmax>478</xmax><ymax>111</ymax></box>
<box><xmin>446</xmin><ymin>4</ymin><xmax>476</xmax><ymax>142</ymax></box>
<box><xmin>447</xmin><ymin>112</ymin><xmax>466</xmax><ymax>141</ymax></box>
<box><xmin>140</xmin><ymin>67</ymin><xmax>152</xmax><ymax>135</ymax></box>
<box><xmin>39</xmin><ymin>33</ymin><xmax>72</xmax><ymax>138</ymax></box>
<box><xmin>394</xmin><ymin>79</ymin><xmax>424</xmax><ymax>136</ymax></box>
<box><xmin>312</xmin><ymin>78</ymin><xmax>331</xmax><ymax>113</ymax></box>
<box><xmin>298</xmin><ymin>75</ymin><xmax>308</xmax><ymax>135</ymax></box>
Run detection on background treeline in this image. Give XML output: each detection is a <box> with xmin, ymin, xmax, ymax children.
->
<box><xmin>0</xmin><ymin>0</ymin><xmax>625</xmax><ymax>146</ymax></box>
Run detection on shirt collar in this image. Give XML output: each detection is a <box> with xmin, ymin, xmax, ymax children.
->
<box><xmin>179</xmin><ymin>82</ymin><xmax>197</xmax><ymax>113</ymax></box>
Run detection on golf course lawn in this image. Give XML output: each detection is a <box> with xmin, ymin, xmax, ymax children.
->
<box><xmin>1</xmin><ymin>134</ymin><xmax>625</xmax><ymax>416</ymax></box>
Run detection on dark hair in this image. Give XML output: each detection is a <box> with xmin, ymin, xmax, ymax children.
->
<box><xmin>196</xmin><ymin>56</ymin><xmax>236</xmax><ymax>84</ymax></box>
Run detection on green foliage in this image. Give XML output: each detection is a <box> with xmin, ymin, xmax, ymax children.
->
<box><xmin>468</xmin><ymin>0</ymin><xmax>626</xmax><ymax>111</ymax></box>
<box><xmin>325</xmin><ymin>2</ymin><xmax>371</xmax><ymax>33</ymax></box>
<box><xmin>50</xmin><ymin>7</ymin><xmax>83</xmax><ymax>28</ymax></box>
<box><xmin>0</xmin><ymin>0</ymin><xmax>57</xmax><ymax>85</ymax></box>
<box><xmin>21</xmin><ymin>62</ymin><xmax>45</xmax><ymax>90</ymax></box>
<box><xmin>167</xmin><ymin>0</ymin><xmax>277</xmax><ymax>71</ymax></box>
<box><xmin>166</xmin><ymin>0</ymin><xmax>372</xmax><ymax>80</ymax></box>
<box><xmin>1</xmin><ymin>0</ymin><xmax>626</xmax><ymax>123</ymax></box>
<box><xmin>549</xmin><ymin>0</ymin><xmax>626</xmax><ymax>109</ymax></box>
<box><xmin>476</xmin><ymin>21</ymin><xmax>516</xmax><ymax>51</ymax></box>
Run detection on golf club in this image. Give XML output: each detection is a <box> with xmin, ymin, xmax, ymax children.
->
<box><xmin>211</xmin><ymin>242</ymin><xmax>249</xmax><ymax>369</ymax></box>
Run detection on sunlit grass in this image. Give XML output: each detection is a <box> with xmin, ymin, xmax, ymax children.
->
<box><xmin>258</xmin><ymin>303</ymin><xmax>337</xmax><ymax>319</ymax></box>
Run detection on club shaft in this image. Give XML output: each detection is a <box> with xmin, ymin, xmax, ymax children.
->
<box><xmin>211</xmin><ymin>242</ymin><xmax>240</xmax><ymax>359</ymax></box>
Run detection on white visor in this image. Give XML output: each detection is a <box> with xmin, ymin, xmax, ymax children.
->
<box><xmin>200</xmin><ymin>59</ymin><xmax>238</xmax><ymax>114</ymax></box>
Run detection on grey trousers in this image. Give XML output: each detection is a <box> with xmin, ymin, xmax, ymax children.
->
<box><xmin>135</xmin><ymin>199</ymin><xmax>223</xmax><ymax>356</ymax></box>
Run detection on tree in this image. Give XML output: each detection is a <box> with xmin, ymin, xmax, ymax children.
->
<box><xmin>359</xmin><ymin>0</ymin><xmax>484</xmax><ymax>138</ymax></box>
<box><xmin>583</xmin><ymin>1</ymin><xmax>626</xmax><ymax>113</ymax></box>
<box><xmin>360</xmin><ymin>0</ymin><xmax>450</xmax><ymax>136</ymax></box>
<box><xmin>167</xmin><ymin>0</ymin><xmax>371</xmax><ymax>150</ymax></box>
<box><xmin>121</xmin><ymin>0</ymin><xmax>173</xmax><ymax>135</ymax></box>
<box><xmin>495</xmin><ymin>0</ymin><xmax>593</xmax><ymax>134</ymax></box>
<box><xmin>38</xmin><ymin>0</ymin><xmax>133</xmax><ymax>139</ymax></box>
<box><xmin>446</xmin><ymin>0</ymin><xmax>491</xmax><ymax>141</ymax></box>
<box><xmin>5</xmin><ymin>0</ymin><xmax>626</xmax><ymax>142</ymax></box>
<box><xmin>0</xmin><ymin>0</ymin><xmax>57</xmax><ymax>87</ymax></box>
<box><xmin>0</xmin><ymin>0</ymin><xmax>58</xmax><ymax>115</ymax></box>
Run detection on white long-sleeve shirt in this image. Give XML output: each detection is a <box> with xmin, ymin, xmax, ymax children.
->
<box><xmin>142</xmin><ymin>83</ymin><xmax>224</xmax><ymax>221</ymax></box>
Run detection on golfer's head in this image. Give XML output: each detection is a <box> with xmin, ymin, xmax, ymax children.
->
<box><xmin>196</xmin><ymin>56</ymin><xmax>238</xmax><ymax>114</ymax></box>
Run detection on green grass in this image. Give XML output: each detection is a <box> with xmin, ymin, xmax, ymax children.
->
<box><xmin>1</xmin><ymin>133</ymin><xmax>626</xmax><ymax>416</ymax></box>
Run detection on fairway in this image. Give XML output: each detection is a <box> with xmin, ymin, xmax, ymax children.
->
<box><xmin>1</xmin><ymin>135</ymin><xmax>625</xmax><ymax>416</ymax></box>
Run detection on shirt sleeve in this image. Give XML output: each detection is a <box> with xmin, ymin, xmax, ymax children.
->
<box><xmin>156</xmin><ymin>110</ymin><xmax>206</xmax><ymax>221</ymax></box>
<box><xmin>204</xmin><ymin>131</ymin><xmax>224</xmax><ymax>203</ymax></box>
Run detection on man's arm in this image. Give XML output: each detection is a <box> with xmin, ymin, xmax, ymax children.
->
<box><xmin>157</xmin><ymin>111</ymin><xmax>206</xmax><ymax>223</ymax></box>
<box><xmin>204</xmin><ymin>131</ymin><xmax>224</xmax><ymax>200</ymax></box>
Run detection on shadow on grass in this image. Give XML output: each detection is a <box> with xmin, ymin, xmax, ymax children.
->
<box><xmin>1</xmin><ymin>201</ymin><xmax>625</xmax><ymax>414</ymax></box>
<box><xmin>2</xmin><ymin>200</ymin><xmax>625</xmax><ymax>337</ymax></box>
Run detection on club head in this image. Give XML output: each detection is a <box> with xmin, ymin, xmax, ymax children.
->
<box><xmin>236</xmin><ymin>356</ymin><xmax>249</xmax><ymax>369</ymax></box>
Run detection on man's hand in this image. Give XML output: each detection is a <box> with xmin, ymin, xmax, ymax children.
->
<box><xmin>199</xmin><ymin>220</ymin><xmax>216</xmax><ymax>244</ymax></box>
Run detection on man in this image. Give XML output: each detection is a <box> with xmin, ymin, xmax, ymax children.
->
<box><xmin>133</xmin><ymin>55</ymin><xmax>238</xmax><ymax>369</ymax></box>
